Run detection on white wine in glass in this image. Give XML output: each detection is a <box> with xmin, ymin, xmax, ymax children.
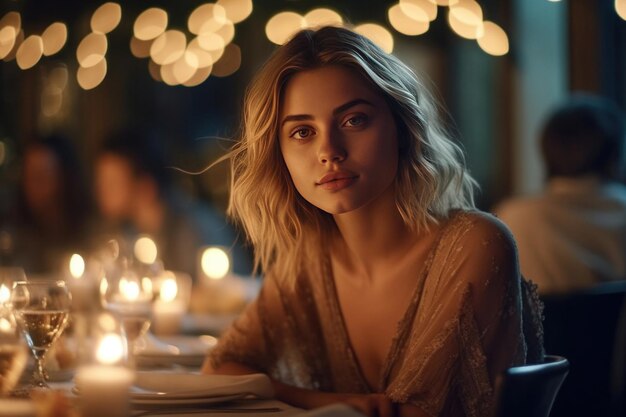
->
<box><xmin>11</xmin><ymin>280</ymin><xmax>71</xmax><ymax>389</ymax></box>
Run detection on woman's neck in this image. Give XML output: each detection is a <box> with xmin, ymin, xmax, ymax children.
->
<box><xmin>331</xmin><ymin>186</ymin><xmax>421</xmax><ymax>282</ymax></box>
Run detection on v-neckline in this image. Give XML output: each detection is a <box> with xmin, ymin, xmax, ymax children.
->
<box><xmin>322</xmin><ymin>215</ymin><xmax>454</xmax><ymax>392</ymax></box>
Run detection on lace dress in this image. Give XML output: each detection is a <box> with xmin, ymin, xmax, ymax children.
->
<box><xmin>208</xmin><ymin>211</ymin><xmax>544</xmax><ymax>417</ymax></box>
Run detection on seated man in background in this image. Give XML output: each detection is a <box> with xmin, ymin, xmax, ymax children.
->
<box><xmin>94</xmin><ymin>129</ymin><xmax>251</xmax><ymax>279</ymax></box>
<box><xmin>495</xmin><ymin>94</ymin><xmax>626</xmax><ymax>294</ymax></box>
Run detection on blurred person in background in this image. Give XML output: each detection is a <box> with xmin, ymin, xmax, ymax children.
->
<box><xmin>94</xmin><ymin>129</ymin><xmax>250</xmax><ymax>279</ymax></box>
<box><xmin>495</xmin><ymin>94</ymin><xmax>626</xmax><ymax>295</ymax></box>
<box><xmin>9</xmin><ymin>134</ymin><xmax>92</xmax><ymax>275</ymax></box>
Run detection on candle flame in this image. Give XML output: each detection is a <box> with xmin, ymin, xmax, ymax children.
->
<box><xmin>119</xmin><ymin>278</ymin><xmax>140</xmax><ymax>301</ymax></box>
<box><xmin>69</xmin><ymin>253</ymin><xmax>86</xmax><ymax>278</ymax></box>
<box><xmin>0</xmin><ymin>284</ymin><xmax>10</xmax><ymax>304</ymax></box>
<box><xmin>201</xmin><ymin>247</ymin><xmax>230</xmax><ymax>280</ymax></box>
<box><xmin>96</xmin><ymin>333</ymin><xmax>125</xmax><ymax>364</ymax></box>
<box><xmin>159</xmin><ymin>278</ymin><xmax>178</xmax><ymax>302</ymax></box>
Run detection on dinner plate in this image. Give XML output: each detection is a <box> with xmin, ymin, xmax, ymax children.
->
<box><xmin>130</xmin><ymin>392</ymin><xmax>248</xmax><ymax>406</ymax></box>
<box><xmin>136</xmin><ymin>335</ymin><xmax>217</xmax><ymax>368</ymax></box>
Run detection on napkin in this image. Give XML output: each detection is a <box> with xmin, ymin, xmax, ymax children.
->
<box><xmin>133</xmin><ymin>372</ymin><xmax>274</xmax><ymax>399</ymax></box>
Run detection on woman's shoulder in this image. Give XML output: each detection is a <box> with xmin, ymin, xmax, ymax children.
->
<box><xmin>443</xmin><ymin>209</ymin><xmax>515</xmax><ymax>245</ymax></box>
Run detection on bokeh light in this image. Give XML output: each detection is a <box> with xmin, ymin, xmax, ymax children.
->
<box><xmin>77</xmin><ymin>32</ymin><xmax>108</xmax><ymax>67</ymax></box>
<box><xmin>304</xmin><ymin>8</ymin><xmax>343</xmax><ymax>28</ymax></box>
<box><xmin>150</xmin><ymin>30</ymin><xmax>186</xmax><ymax>66</ymax></box>
<box><xmin>41</xmin><ymin>22</ymin><xmax>67</xmax><ymax>56</ymax></box>
<box><xmin>183</xmin><ymin>65</ymin><xmax>212</xmax><ymax>87</ymax></box>
<box><xmin>16</xmin><ymin>35</ymin><xmax>43</xmax><ymax>69</ymax></box>
<box><xmin>77</xmin><ymin>57</ymin><xmax>107</xmax><ymax>90</ymax></box>
<box><xmin>217</xmin><ymin>0</ymin><xmax>253</xmax><ymax>24</ymax></box>
<box><xmin>134</xmin><ymin>236</ymin><xmax>158</xmax><ymax>264</ymax></box>
<box><xmin>69</xmin><ymin>254</ymin><xmax>86</xmax><ymax>278</ymax></box>
<box><xmin>187</xmin><ymin>38</ymin><xmax>215</xmax><ymax>68</ymax></box>
<box><xmin>0</xmin><ymin>26</ymin><xmax>16</xmax><ymax>60</ymax></box>
<box><xmin>201</xmin><ymin>247</ymin><xmax>231</xmax><ymax>280</ymax></box>
<box><xmin>354</xmin><ymin>23</ymin><xmax>394</xmax><ymax>53</ymax></box>
<box><xmin>188</xmin><ymin>3</ymin><xmax>228</xmax><ymax>35</ymax></box>
<box><xmin>617</xmin><ymin>0</ymin><xmax>626</xmax><ymax>20</ymax></box>
<box><xmin>477</xmin><ymin>21</ymin><xmax>509</xmax><ymax>56</ymax></box>
<box><xmin>265</xmin><ymin>11</ymin><xmax>305</xmax><ymax>45</ymax></box>
<box><xmin>448</xmin><ymin>9</ymin><xmax>481</xmax><ymax>40</ymax></box>
<box><xmin>91</xmin><ymin>2</ymin><xmax>122</xmax><ymax>34</ymax></box>
<box><xmin>449</xmin><ymin>0</ymin><xmax>483</xmax><ymax>26</ymax></box>
<box><xmin>0</xmin><ymin>11</ymin><xmax>21</xmax><ymax>34</ymax></box>
<box><xmin>398</xmin><ymin>0</ymin><xmax>436</xmax><ymax>22</ymax></box>
<box><xmin>130</xmin><ymin>36</ymin><xmax>152</xmax><ymax>58</ymax></box>
<box><xmin>134</xmin><ymin>8</ymin><xmax>168</xmax><ymax>41</ymax></box>
<box><xmin>388</xmin><ymin>4</ymin><xmax>429</xmax><ymax>36</ymax></box>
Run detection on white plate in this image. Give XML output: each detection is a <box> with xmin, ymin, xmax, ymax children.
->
<box><xmin>131</xmin><ymin>392</ymin><xmax>247</xmax><ymax>406</ymax></box>
<box><xmin>136</xmin><ymin>335</ymin><xmax>217</xmax><ymax>368</ymax></box>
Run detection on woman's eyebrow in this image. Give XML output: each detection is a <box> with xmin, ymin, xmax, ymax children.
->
<box><xmin>281</xmin><ymin>98</ymin><xmax>375</xmax><ymax>128</ymax></box>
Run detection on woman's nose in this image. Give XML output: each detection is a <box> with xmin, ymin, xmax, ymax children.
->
<box><xmin>318</xmin><ymin>129</ymin><xmax>346</xmax><ymax>164</ymax></box>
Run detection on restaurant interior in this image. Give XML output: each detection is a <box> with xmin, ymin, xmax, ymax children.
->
<box><xmin>0</xmin><ymin>1</ymin><xmax>625</xmax><ymax>416</ymax></box>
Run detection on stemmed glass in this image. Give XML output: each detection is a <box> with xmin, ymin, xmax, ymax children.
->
<box><xmin>101</xmin><ymin>263</ymin><xmax>153</xmax><ymax>366</ymax></box>
<box><xmin>10</xmin><ymin>280</ymin><xmax>71</xmax><ymax>389</ymax></box>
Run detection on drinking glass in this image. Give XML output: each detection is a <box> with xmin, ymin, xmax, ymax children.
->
<box><xmin>11</xmin><ymin>280</ymin><xmax>71</xmax><ymax>388</ymax></box>
<box><xmin>100</xmin><ymin>265</ymin><xmax>152</xmax><ymax>366</ymax></box>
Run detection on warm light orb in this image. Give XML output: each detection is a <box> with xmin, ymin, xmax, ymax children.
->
<box><xmin>41</xmin><ymin>22</ymin><xmax>67</xmax><ymax>56</ymax></box>
<box><xmin>49</xmin><ymin>65</ymin><xmax>69</xmax><ymax>89</ymax></box>
<box><xmin>217</xmin><ymin>0</ymin><xmax>253</xmax><ymax>24</ymax></box>
<box><xmin>201</xmin><ymin>247</ymin><xmax>230</xmax><ymax>280</ymax></box>
<box><xmin>0</xmin><ymin>283</ymin><xmax>10</xmax><ymax>304</ymax></box>
<box><xmin>212</xmin><ymin>43</ymin><xmax>241</xmax><ymax>77</ymax></box>
<box><xmin>96</xmin><ymin>333</ymin><xmax>125</xmax><ymax>364</ymax></box>
<box><xmin>91</xmin><ymin>2</ymin><xmax>122</xmax><ymax>34</ymax></box>
<box><xmin>76</xmin><ymin>32</ymin><xmax>107</xmax><ymax>67</ymax></box>
<box><xmin>0</xmin><ymin>11</ymin><xmax>21</xmax><ymax>33</ymax></box>
<box><xmin>77</xmin><ymin>57</ymin><xmax>107</xmax><ymax>89</ymax></box>
<box><xmin>354</xmin><ymin>23</ymin><xmax>394</xmax><ymax>53</ymax></box>
<box><xmin>0</xmin><ymin>26</ymin><xmax>16</xmax><ymax>60</ymax></box>
<box><xmin>187</xmin><ymin>38</ymin><xmax>215</xmax><ymax>68</ymax></box>
<box><xmin>148</xmin><ymin>59</ymin><xmax>162</xmax><ymax>82</ymax></box>
<box><xmin>160</xmin><ymin>61</ymin><xmax>180</xmax><ymax>86</ymax></box>
<box><xmin>182</xmin><ymin>65</ymin><xmax>212</xmax><ymax>87</ymax></box>
<box><xmin>0</xmin><ymin>318</ymin><xmax>12</xmax><ymax>333</ymax></box>
<box><xmin>617</xmin><ymin>0</ymin><xmax>626</xmax><ymax>20</ymax></box>
<box><xmin>130</xmin><ymin>36</ymin><xmax>152</xmax><ymax>58</ymax></box>
<box><xmin>16</xmin><ymin>35</ymin><xmax>43</xmax><ymax>69</ymax></box>
<box><xmin>134</xmin><ymin>8</ymin><xmax>168</xmax><ymax>41</ymax></box>
<box><xmin>150</xmin><ymin>29</ymin><xmax>186</xmax><ymax>65</ymax></box>
<box><xmin>172</xmin><ymin>51</ymin><xmax>198</xmax><ymax>84</ymax></box>
<box><xmin>4</xmin><ymin>29</ymin><xmax>24</xmax><ymax>62</ymax></box>
<box><xmin>119</xmin><ymin>278</ymin><xmax>140</xmax><ymax>301</ymax></box>
<box><xmin>477</xmin><ymin>21</ymin><xmax>509</xmax><ymax>56</ymax></box>
<box><xmin>69</xmin><ymin>254</ymin><xmax>86</xmax><ymax>279</ymax></box>
<box><xmin>214</xmin><ymin>20</ymin><xmax>235</xmax><ymax>46</ymax></box>
<box><xmin>188</xmin><ymin>3</ymin><xmax>228</xmax><ymax>35</ymax></box>
<box><xmin>159</xmin><ymin>278</ymin><xmax>178</xmax><ymax>302</ymax></box>
<box><xmin>265</xmin><ymin>12</ymin><xmax>305</xmax><ymax>45</ymax></box>
<box><xmin>450</xmin><ymin>0</ymin><xmax>483</xmax><ymax>26</ymax></box>
<box><xmin>141</xmin><ymin>277</ymin><xmax>153</xmax><ymax>295</ymax></box>
<box><xmin>447</xmin><ymin>9</ymin><xmax>481</xmax><ymax>39</ymax></box>
<box><xmin>388</xmin><ymin>4</ymin><xmax>430</xmax><ymax>36</ymax></box>
<box><xmin>398</xmin><ymin>0</ymin><xmax>436</xmax><ymax>22</ymax></box>
<box><xmin>304</xmin><ymin>8</ymin><xmax>343</xmax><ymax>28</ymax></box>
<box><xmin>432</xmin><ymin>0</ymin><xmax>456</xmax><ymax>5</ymax></box>
<box><xmin>134</xmin><ymin>236</ymin><xmax>158</xmax><ymax>264</ymax></box>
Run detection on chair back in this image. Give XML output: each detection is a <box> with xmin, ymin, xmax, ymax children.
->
<box><xmin>542</xmin><ymin>281</ymin><xmax>626</xmax><ymax>417</ymax></box>
<box><xmin>493</xmin><ymin>355</ymin><xmax>569</xmax><ymax>417</ymax></box>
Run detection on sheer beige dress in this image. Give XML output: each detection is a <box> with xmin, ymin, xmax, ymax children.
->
<box><xmin>208</xmin><ymin>211</ymin><xmax>545</xmax><ymax>417</ymax></box>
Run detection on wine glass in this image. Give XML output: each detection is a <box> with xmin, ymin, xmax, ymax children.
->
<box><xmin>11</xmin><ymin>280</ymin><xmax>71</xmax><ymax>389</ymax></box>
<box><xmin>100</xmin><ymin>263</ymin><xmax>153</xmax><ymax>366</ymax></box>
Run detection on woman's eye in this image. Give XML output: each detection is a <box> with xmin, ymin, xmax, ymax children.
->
<box><xmin>290</xmin><ymin>127</ymin><xmax>313</xmax><ymax>140</ymax></box>
<box><xmin>343</xmin><ymin>115</ymin><xmax>367</xmax><ymax>127</ymax></box>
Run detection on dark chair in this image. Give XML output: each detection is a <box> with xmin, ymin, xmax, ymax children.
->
<box><xmin>542</xmin><ymin>281</ymin><xmax>626</xmax><ymax>417</ymax></box>
<box><xmin>493</xmin><ymin>355</ymin><xmax>569</xmax><ymax>417</ymax></box>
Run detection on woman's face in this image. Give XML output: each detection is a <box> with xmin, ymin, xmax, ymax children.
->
<box><xmin>278</xmin><ymin>65</ymin><xmax>399</xmax><ymax>215</ymax></box>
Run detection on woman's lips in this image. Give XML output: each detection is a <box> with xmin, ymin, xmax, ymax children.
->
<box><xmin>316</xmin><ymin>172</ymin><xmax>359</xmax><ymax>191</ymax></box>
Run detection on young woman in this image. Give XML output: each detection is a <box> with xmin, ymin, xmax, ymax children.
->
<box><xmin>202</xmin><ymin>26</ymin><xmax>544</xmax><ymax>417</ymax></box>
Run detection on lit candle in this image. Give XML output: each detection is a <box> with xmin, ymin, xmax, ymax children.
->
<box><xmin>152</xmin><ymin>276</ymin><xmax>185</xmax><ymax>335</ymax></box>
<box><xmin>75</xmin><ymin>333</ymin><xmax>133</xmax><ymax>417</ymax></box>
<box><xmin>67</xmin><ymin>254</ymin><xmax>97</xmax><ymax>311</ymax></box>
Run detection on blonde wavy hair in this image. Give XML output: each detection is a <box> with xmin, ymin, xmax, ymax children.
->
<box><xmin>227</xmin><ymin>26</ymin><xmax>476</xmax><ymax>283</ymax></box>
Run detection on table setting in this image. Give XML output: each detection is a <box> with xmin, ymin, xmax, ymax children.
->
<box><xmin>0</xmin><ymin>240</ymin><xmax>354</xmax><ymax>417</ymax></box>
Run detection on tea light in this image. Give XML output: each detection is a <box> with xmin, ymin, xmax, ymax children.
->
<box><xmin>66</xmin><ymin>254</ymin><xmax>97</xmax><ymax>311</ymax></box>
<box><xmin>152</xmin><ymin>276</ymin><xmax>185</xmax><ymax>335</ymax></box>
<box><xmin>75</xmin><ymin>333</ymin><xmax>133</xmax><ymax>417</ymax></box>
